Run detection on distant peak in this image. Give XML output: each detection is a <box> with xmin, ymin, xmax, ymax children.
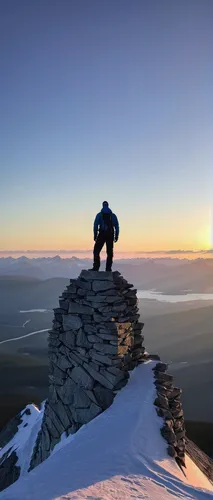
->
<box><xmin>51</xmin><ymin>255</ymin><xmax>61</xmax><ymax>262</ymax></box>
<box><xmin>17</xmin><ymin>256</ymin><xmax>29</xmax><ymax>262</ymax></box>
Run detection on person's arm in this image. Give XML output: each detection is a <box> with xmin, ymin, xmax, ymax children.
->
<box><xmin>93</xmin><ymin>214</ymin><xmax>100</xmax><ymax>241</ymax></box>
<box><xmin>113</xmin><ymin>214</ymin><xmax>119</xmax><ymax>242</ymax></box>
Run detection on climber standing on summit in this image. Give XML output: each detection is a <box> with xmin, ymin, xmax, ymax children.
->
<box><xmin>91</xmin><ymin>201</ymin><xmax>119</xmax><ymax>272</ymax></box>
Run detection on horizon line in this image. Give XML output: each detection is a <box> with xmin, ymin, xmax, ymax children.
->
<box><xmin>0</xmin><ymin>248</ymin><xmax>213</xmax><ymax>256</ymax></box>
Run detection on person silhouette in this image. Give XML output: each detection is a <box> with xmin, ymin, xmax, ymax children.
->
<box><xmin>91</xmin><ymin>201</ymin><xmax>119</xmax><ymax>272</ymax></box>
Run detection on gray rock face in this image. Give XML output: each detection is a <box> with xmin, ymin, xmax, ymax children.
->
<box><xmin>72</xmin><ymin>403</ymin><xmax>102</xmax><ymax>424</ymax></box>
<box><xmin>97</xmin><ymin>333</ymin><xmax>117</xmax><ymax>340</ymax></box>
<box><xmin>76</xmin><ymin>329</ymin><xmax>90</xmax><ymax>349</ymax></box>
<box><xmin>76</xmin><ymin>279</ymin><xmax>92</xmax><ymax>291</ymax></box>
<box><xmin>93</xmin><ymin>384</ymin><xmax>114</xmax><ymax>409</ymax></box>
<box><xmin>42</xmin><ymin>424</ymin><xmax>51</xmax><ymax>452</ymax></box>
<box><xmin>56</xmin><ymin>378</ymin><xmax>77</xmax><ymax>404</ymax></box>
<box><xmin>56</xmin><ymin>354</ymin><xmax>71</xmax><ymax>372</ymax></box>
<box><xmin>93</xmin><ymin>343</ymin><xmax>118</xmax><ymax>355</ymax></box>
<box><xmin>0</xmin><ymin>413</ymin><xmax>22</xmax><ymax>449</ymax></box>
<box><xmin>49</xmin><ymin>401</ymin><xmax>72</xmax><ymax>430</ymax></box>
<box><xmin>86</xmin><ymin>294</ymin><xmax>107</xmax><ymax>303</ymax></box>
<box><xmin>68</xmin><ymin>303</ymin><xmax>94</xmax><ymax>315</ymax></box>
<box><xmin>29</xmin><ymin>271</ymin><xmax>147</xmax><ymax>472</ymax></box>
<box><xmin>0</xmin><ymin>450</ymin><xmax>20</xmax><ymax>492</ymax></box>
<box><xmin>63</xmin><ymin>315</ymin><xmax>82</xmax><ymax>331</ymax></box>
<box><xmin>92</xmin><ymin>280</ymin><xmax>116</xmax><ymax>292</ymax></box>
<box><xmin>69</xmin><ymin>366</ymin><xmax>94</xmax><ymax>390</ymax></box>
<box><xmin>83</xmin><ymin>363</ymin><xmax>114</xmax><ymax>390</ymax></box>
<box><xmin>88</xmin><ymin>350</ymin><xmax>118</xmax><ymax>366</ymax></box>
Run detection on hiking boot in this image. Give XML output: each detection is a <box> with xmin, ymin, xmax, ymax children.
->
<box><xmin>105</xmin><ymin>268</ymin><xmax>112</xmax><ymax>272</ymax></box>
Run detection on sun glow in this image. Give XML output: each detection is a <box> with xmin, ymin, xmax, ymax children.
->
<box><xmin>198</xmin><ymin>226</ymin><xmax>211</xmax><ymax>250</ymax></box>
<box><xmin>199</xmin><ymin>208</ymin><xmax>212</xmax><ymax>250</ymax></box>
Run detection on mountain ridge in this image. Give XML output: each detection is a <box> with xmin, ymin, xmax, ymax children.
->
<box><xmin>0</xmin><ymin>256</ymin><xmax>213</xmax><ymax>292</ymax></box>
<box><xmin>0</xmin><ymin>363</ymin><xmax>212</xmax><ymax>500</ymax></box>
<box><xmin>0</xmin><ymin>270</ymin><xmax>212</xmax><ymax>499</ymax></box>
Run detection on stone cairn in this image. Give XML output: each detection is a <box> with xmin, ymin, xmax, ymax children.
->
<box><xmin>153</xmin><ymin>362</ymin><xmax>186</xmax><ymax>468</ymax></box>
<box><xmin>30</xmin><ymin>270</ymin><xmax>146</xmax><ymax>469</ymax></box>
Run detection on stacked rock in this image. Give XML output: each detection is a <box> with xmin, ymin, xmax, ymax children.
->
<box><xmin>30</xmin><ymin>270</ymin><xmax>146</xmax><ymax>469</ymax></box>
<box><xmin>153</xmin><ymin>362</ymin><xmax>186</xmax><ymax>467</ymax></box>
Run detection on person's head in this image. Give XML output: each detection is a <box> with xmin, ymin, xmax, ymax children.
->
<box><xmin>102</xmin><ymin>201</ymin><xmax>109</xmax><ymax>208</ymax></box>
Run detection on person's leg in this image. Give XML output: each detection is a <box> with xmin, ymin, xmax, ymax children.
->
<box><xmin>106</xmin><ymin>233</ymin><xmax>114</xmax><ymax>271</ymax></box>
<box><xmin>93</xmin><ymin>233</ymin><xmax>105</xmax><ymax>270</ymax></box>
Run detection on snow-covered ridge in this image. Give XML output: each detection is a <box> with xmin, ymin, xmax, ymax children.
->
<box><xmin>1</xmin><ymin>363</ymin><xmax>212</xmax><ymax>500</ymax></box>
<box><xmin>0</xmin><ymin>403</ymin><xmax>44</xmax><ymax>491</ymax></box>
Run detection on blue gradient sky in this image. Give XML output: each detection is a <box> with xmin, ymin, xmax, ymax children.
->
<box><xmin>0</xmin><ymin>0</ymin><xmax>212</xmax><ymax>254</ymax></box>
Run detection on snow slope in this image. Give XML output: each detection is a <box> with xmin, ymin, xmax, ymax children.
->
<box><xmin>1</xmin><ymin>362</ymin><xmax>212</xmax><ymax>500</ymax></box>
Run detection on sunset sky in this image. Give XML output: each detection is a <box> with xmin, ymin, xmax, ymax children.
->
<box><xmin>0</xmin><ymin>0</ymin><xmax>212</xmax><ymax>257</ymax></box>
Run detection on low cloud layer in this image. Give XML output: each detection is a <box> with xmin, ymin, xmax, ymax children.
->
<box><xmin>0</xmin><ymin>248</ymin><xmax>212</xmax><ymax>258</ymax></box>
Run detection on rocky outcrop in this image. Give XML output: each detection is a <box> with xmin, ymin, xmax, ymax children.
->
<box><xmin>0</xmin><ymin>406</ymin><xmax>36</xmax><ymax>492</ymax></box>
<box><xmin>29</xmin><ymin>270</ymin><xmax>146</xmax><ymax>469</ymax></box>
<box><xmin>0</xmin><ymin>269</ymin><xmax>195</xmax><ymax>493</ymax></box>
<box><xmin>153</xmin><ymin>362</ymin><xmax>186</xmax><ymax>467</ymax></box>
<box><xmin>0</xmin><ymin>408</ymin><xmax>30</xmax><ymax>450</ymax></box>
<box><xmin>0</xmin><ymin>449</ymin><xmax>20</xmax><ymax>492</ymax></box>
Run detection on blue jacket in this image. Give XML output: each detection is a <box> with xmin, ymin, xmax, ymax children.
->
<box><xmin>94</xmin><ymin>207</ymin><xmax>119</xmax><ymax>240</ymax></box>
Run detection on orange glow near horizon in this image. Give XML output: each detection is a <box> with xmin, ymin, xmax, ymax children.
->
<box><xmin>1</xmin><ymin>206</ymin><xmax>212</xmax><ymax>259</ymax></box>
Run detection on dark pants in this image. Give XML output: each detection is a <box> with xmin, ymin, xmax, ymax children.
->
<box><xmin>93</xmin><ymin>231</ymin><xmax>114</xmax><ymax>271</ymax></box>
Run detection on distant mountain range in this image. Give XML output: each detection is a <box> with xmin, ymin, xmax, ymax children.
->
<box><xmin>0</xmin><ymin>256</ymin><xmax>213</xmax><ymax>292</ymax></box>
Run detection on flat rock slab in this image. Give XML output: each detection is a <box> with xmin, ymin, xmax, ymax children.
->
<box><xmin>88</xmin><ymin>334</ymin><xmax>103</xmax><ymax>343</ymax></box>
<box><xmin>76</xmin><ymin>279</ymin><xmax>92</xmax><ymax>291</ymax></box>
<box><xmin>93</xmin><ymin>343</ymin><xmax>118</xmax><ymax>355</ymax></box>
<box><xmin>97</xmin><ymin>333</ymin><xmax>118</xmax><ymax>341</ymax></box>
<box><xmin>49</xmin><ymin>401</ymin><xmax>72</xmax><ymax>429</ymax></box>
<box><xmin>42</xmin><ymin>424</ymin><xmax>51</xmax><ymax>451</ymax></box>
<box><xmin>86</xmin><ymin>294</ymin><xmax>107</xmax><ymax>303</ymax></box>
<box><xmin>93</xmin><ymin>312</ymin><xmax>114</xmax><ymax>322</ymax></box>
<box><xmin>92</xmin><ymin>281</ymin><xmax>116</xmax><ymax>292</ymax></box>
<box><xmin>55</xmin><ymin>354</ymin><xmax>72</xmax><ymax>372</ymax></box>
<box><xmin>72</xmin><ymin>403</ymin><xmax>102</xmax><ymax>424</ymax></box>
<box><xmin>80</xmin><ymin>270</ymin><xmax>114</xmax><ymax>281</ymax></box>
<box><xmin>76</xmin><ymin>329</ymin><xmax>90</xmax><ymax>349</ymax></box>
<box><xmin>69</xmin><ymin>366</ymin><xmax>94</xmax><ymax>390</ymax></box>
<box><xmin>104</xmin><ymin>295</ymin><xmax>123</xmax><ymax>303</ymax></box>
<box><xmin>99</xmin><ymin>289</ymin><xmax>117</xmax><ymax>296</ymax></box>
<box><xmin>45</xmin><ymin>406</ymin><xmax>64</xmax><ymax>438</ymax></box>
<box><xmin>88</xmin><ymin>350</ymin><xmax>113</xmax><ymax>366</ymax></box>
<box><xmin>83</xmin><ymin>362</ymin><xmax>114</xmax><ymax>390</ymax></box>
<box><xmin>59</xmin><ymin>381</ymin><xmax>91</xmax><ymax>408</ymax></box>
<box><xmin>68</xmin><ymin>303</ymin><xmax>94</xmax><ymax>315</ymax></box>
<box><xmin>63</xmin><ymin>315</ymin><xmax>82</xmax><ymax>331</ymax></box>
<box><xmin>93</xmin><ymin>384</ymin><xmax>114</xmax><ymax>409</ymax></box>
<box><xmin>60</xmin><ymin>331</ymin><xmax>76</xmax><ymax>348</ymax></box>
